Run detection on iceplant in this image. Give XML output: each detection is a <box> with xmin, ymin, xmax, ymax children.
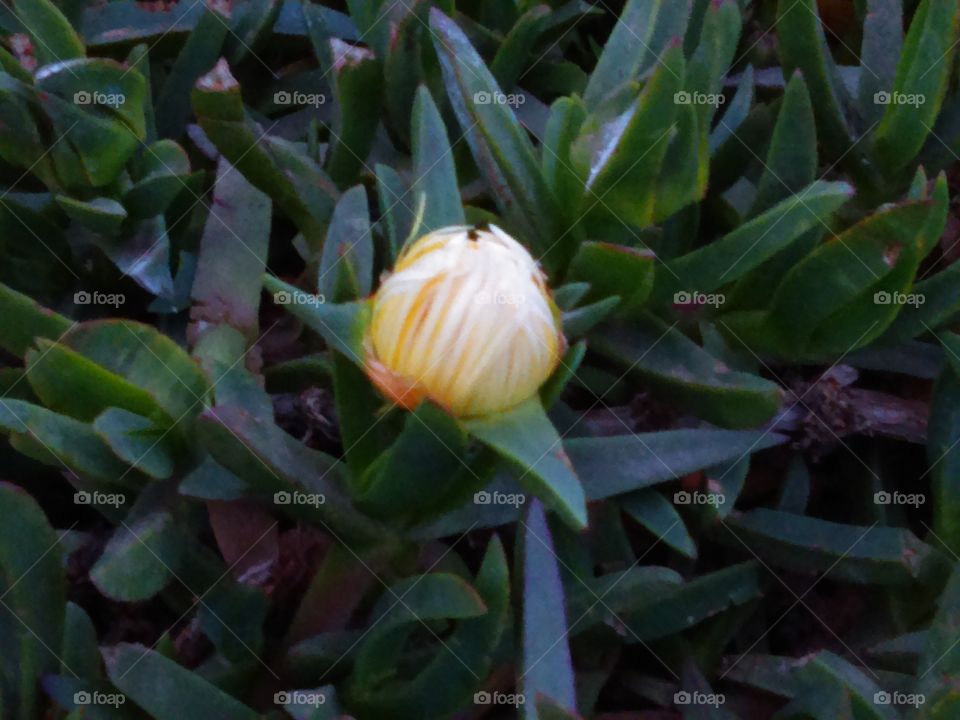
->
<box><xmin>365</xmin><ymin>225</ymin><xmax>564</xmax><ymax>417</ymax></box>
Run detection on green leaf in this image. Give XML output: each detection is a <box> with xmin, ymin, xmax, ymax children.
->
<box><xmin>751</xmin><ymin>71</ymin><xmax>818</xmax><ymax>216</ymax></box>
<box><xmin>429</xmin><ymin>8</ymin><xmax>569</xmax><ymax>271</ymax></box>
<box><xmin>872</xmin><ymin>0</ymin><xmax>959</xmax><ymax>173</ymax></box>
<box><xmin>105</xmin><ymin>643</ymin><xmax>261</xmax><ymax>720</ymax></box>
<box><xmin>571</xmin><ymin>46</ymin><xmax>685</xmax><ymax>229</ymax></box>
<box><xmin>566</xmin><ymin>428</ymin><xmax>787</xmax><ymax>500</ymax></box>
<box><xmin>622</xmin><ymin>562</ymin><xmax>764</xmax><ymax>641</ymax></box>
<box><xmin>332</xmin><ymin>350</ymin><xmax>386</xmax><ymax>488</ymax></box>
<box><xmin>563</xmin><ymin>565</ymin><xmax>682</xmax><ymax>633</ymax></box>
<box><xmin>190</xmin><ymin>157</ymin><xmax>272</xmax><ymax>343</ymax></box>
<box><xmin>318</xmin><ymin>185</ymin><xmax>373</xmax><ymax>302</ymax></box>
<box><xmin>90</xmin><ymin>512</ymin><xmax>181</xmax><ymax>602</ymax></box>
<box><xmin>357</xmin><ymin>402</ymin><xmax>473</xmax><ymax>525</ymax></box>
<box><xmin>0</xmin><ymin>399</ymin><xmax>130</xmax><ymax>483</ymax></box>
<box><xmin>264</xmin><ymin>275</ymin><xmax>370</xmax><ymax>363</ymax></box>
<box><xmin>520</xmin><ymin>499</ymin><xmax>577</xmax><ymax>717</ymax></box>
<box><xmin>155</xmin><ymin>7</ymin><xmax>230</xmax><ymax>139</ymax></box>
<box><xmin>709</xmin><ymin>64</ymin><xmax>754</xmax><ymax>153</ymax></box>
<box><xmin>490</xmin><ymin>4</ymin><xmax>550</xmax><ymax>90</ymax></box>
<box><xmin>14</xmin><ymin>0</ymin><xmax>85</xmax><ymax>66</ymax></box>
<box><xmin>562</xmin><ymin>296</ymin><xmax>622</xmax><ymax>338</ymax></box>
<box><xmin>620</xmin><ymin>490</ymin><xmax>697</xmax><ymax>559</ymax></box>
<box><xmin>197</xmin><ymin>403</ymin><xmax>388</xmax><ymax>542</ymax></box>
<box><xmin>93</xmin><ymin>408</ymin><xmax>176</xmax><ymax>480</ymax></box>
<box><xmin>776</xmin><ymin>0</ymin><xmax>853</xmax><ymax>158</ymax></box>
<box><xmin>722</xmin><ymin>508</ymin><xmax>935</xmax><ymax>584</ymax></box>
<box><xmin>650</xmin><ymin>181</ymin><xmax>854</xmax><ymax>305</ymax></box>
<box><xmin>567</xmin><ymin>242</ymin><xmax>655</xmax><ymax>313</ymax></box>
<box><xmin>0</xmin><ymin>482</ymin><xmax>65</xmax><ymax>720</ymax></box>
<box><xmin>124</xmin><ymin>140</ymin><xmax>192</xmax><ymax>218</ymax></box>
<box><xmin>55</xmin><ymin>195</ymin><xmax>127</xmax><ymax>235</ymax></box>
<box><xmin>686</xmin><ymin>0</ymin><xmax>741</xmax><ymax>110</ymax></box>
<box><xmin>25</xmin><ymin>338</ymin><xmax>169</xmax><ymax>424</ymax></box>
<box><xmin>915</xmin><ymin>564</ymin><xmax>960</xmax><ymax>714</ymax></box>
<box><xmin>33</xmin><ymin>84</ymin><xmax>143</xmax><ymax>187</ymax></box>
<box><xmin>0</xmin><ymin>281</ymin><xmax>72</xmax><ymax>357</ymax></box>
<box><xmin>381</xmin><ymin>0</ymin><xmax>433</xmax><ymax>143</ymax></box>
<box><xmin>324</xmin><ymin>39</ymin><xmax>383</xmax><ymax>188</ymax></box>
<box><xmin>411</xmin><ymin>86</ymin><xmax>465</xmax><ymax>232</ymax></box>
<box><xmin>376</xmin><ymin>163</ymin><xmax>414</xmax><ymax>261</ymax></box>
<box><xmin>763</xmin><ymin>201</ymin><xmax>933</xmax><ymax>356</ymax></box>
<box><xmin>778</xmin><ymin>652</ymin><xmax>897</xmax><ymax>720</ymax></box>
<box><xmin>35</xmin><ymin>57</ymin><xmax>147</xmax><ymax>139</ymax></box>
<box><xmin>928</xmin><ymin>364</ymin><xmax>960</xmax><ymax>554</ymax></box>
<box><xmin>345</xmin><ymin>535</ymin><xmax>510</xmax><ymax>719</ymax></box>
<box><xmin>62</xmin><ymin>602</ymin><xmax>100</xmax><ymax>678</ymax></box>
<box><xmin>192</xmin><ymin>59</ymin><xmax>337</xmax><ymax>253</ymax></box>
<box><xmin>540</xmin><ymin>340</ymin><xmax>587</xmax><ymax>409</ymax></box>
<box><xmin>541</xmin><ymin>95</ymin><xmax>587</xmax><ymax>224</ymax></box>
<box><xmin>352</xmin><ymin>573</ymin><xmax>488</xmax><ymax>681</ymax></box>
<box><xmin>591</xmin><ymin>316</ymin><xmax>782</xmax><ymax>428</ymax></box>
<box><xmin>857</xmin><ymin>0</ymin><xmax>903</xmax><ymax>126</ymax></box>
<box><xmin>653</xmin><ymin>97</ymin><xmax>706</xmax><ymax>223</ymax></box>
<box><xmin>465</xmin><ymin>398</ymin><xmax>587</xmax><ymax>529</ymax></box>
<box><xmin>583</xmin><ymin>0</ymin><xmax>691</xmax><ymax>108</ymax></box>
<box><xmin>59</xmin><ymin>320</ymin><xmax>210</xmax><ymax>423</ymax></box>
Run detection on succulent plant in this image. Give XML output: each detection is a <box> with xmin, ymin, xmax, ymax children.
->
<box><xmin>1</xmin><ymin>0</ymin><xmax>960</xmax><ymax>719</ymax></box>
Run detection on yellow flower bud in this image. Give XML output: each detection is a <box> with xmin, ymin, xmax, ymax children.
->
<box><xmin>365</xmin><ymin>225</ymin><xmax>564</xmax><ymax>417</ymax></box>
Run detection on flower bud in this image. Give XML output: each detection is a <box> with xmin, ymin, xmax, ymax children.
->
<box><xmin>365</xmin><ymin>225</ymin><xmax>564</xmax><ymax>417</ymax></box>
